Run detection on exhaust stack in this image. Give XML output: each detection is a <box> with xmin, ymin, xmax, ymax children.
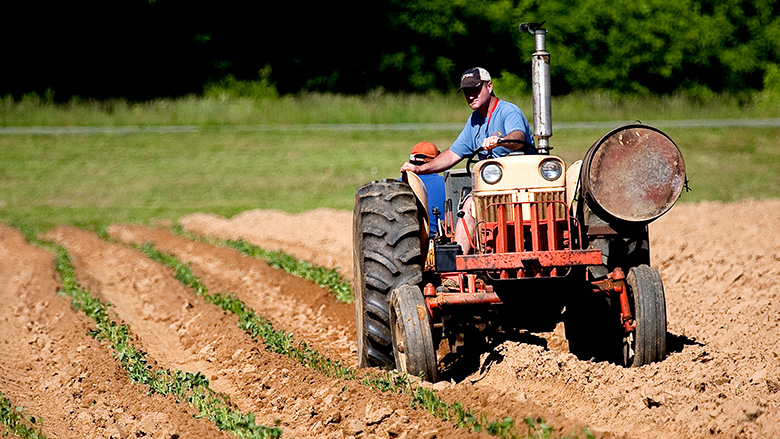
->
<box><xmin>520</xmin><ymin>22</ymin><xmax>552</xmax><ymax>154</ymax></box>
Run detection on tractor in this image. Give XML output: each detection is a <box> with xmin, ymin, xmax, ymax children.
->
<box><xmin>353</xmin><ymin>23</ymin><xmax>686</xmax><ymax>381</ymax></box>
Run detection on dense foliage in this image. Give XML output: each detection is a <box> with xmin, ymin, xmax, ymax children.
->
<box><xmin>2</xmin><ymin>0</ymin><xmax>778</xmax><ymax>100</ymax></box>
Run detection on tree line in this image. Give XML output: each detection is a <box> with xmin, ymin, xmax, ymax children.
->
<box><xmin>2</xmin><ymin>0</ymin><xmax>778</xmax><ymax>101</ymax></box>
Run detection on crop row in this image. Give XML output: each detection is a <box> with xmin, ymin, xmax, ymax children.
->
<box><xmin>14</xmin><ymin>223</ymin><xmax>281</xmax><ymax>439</ymax></box>
<box><xmin>3</xmin><ymin>223</ymin><xmax>589</xmax><ymax>439</ymax></box>
<box><xmin>146</xmin><ymin>229</ymin><xmax>596</xmax><ymax>439</ymax></box>
<box><xmin>171</xmin><ymin>224</ymin><xmax>353</xmax><ymax>303</ymax></box>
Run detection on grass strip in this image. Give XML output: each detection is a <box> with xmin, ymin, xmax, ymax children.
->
<box><xmin>172</xmin><ymin>224</ymin><xmax>353</xmax><ymax>303</ymax></box>
<box><xmin>136</xmin><ymin>241</ymin><xmax>593</xmax><ymax>439</ymax></box>
<box><xmin>14</xmin><ymin>224</ymin><xmax>281</xmax><ymax>439</ymax></box>
<box><xmin>0</xmin><ymin>393</ymin><xmax>45</xmax><ymax>439</ymax></box>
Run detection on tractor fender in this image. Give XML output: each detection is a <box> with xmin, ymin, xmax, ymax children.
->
<box><xmin>402</xmin><ymin>171</ymin><xmax>430</xmax><ymax>239</ymax></box>
<box><xmin>566</xmin><ymin>159</ymin><xmax>583</xmax><ymax>209</ymax></box>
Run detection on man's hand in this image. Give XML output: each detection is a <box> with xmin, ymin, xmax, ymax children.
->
<box><xmin>482</xmin><ymin>131</ymin><xmax>527</xmax><ymax>152</ymax></box>
<box><xmin>400</xmin><ymin>161</ymin><xmax>420</xmax><ymax>173</ymax></box>
<box><xmin>401</xmin><ymin>149</ymin><xmax>463</xmax><ymax>175</ymax></box>
<box><xmin>481</xmin><ymin>135</ymin><xmax>501</xmax><ymax>151</ymax></box>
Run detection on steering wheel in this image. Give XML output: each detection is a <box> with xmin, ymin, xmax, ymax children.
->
<box><xmin>465</xmin><ymin>153</ymin><xmax>479</xmax><ymax>176</ymax></box>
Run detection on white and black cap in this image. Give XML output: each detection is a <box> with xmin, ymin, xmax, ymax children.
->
<box><xmin>459</xmin><ymin>67</ymin><xmax>491</xmax><ymax>89</ymax></box>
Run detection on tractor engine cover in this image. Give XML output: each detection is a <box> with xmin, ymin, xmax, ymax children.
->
<box><xmin>580</xmin><ymin>124</ymin><xmax>686</xmax><ymax>223</ymax></box>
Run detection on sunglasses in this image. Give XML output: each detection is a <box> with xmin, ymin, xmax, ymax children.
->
<box><xmin>462</xmin><ymin>82</ymin><xmax>484</xmax><ymax>95</ymax></box>
<box><xmin>410</xmin><ymin>153</ymin><xmax>433</xmax><ymax>162</ymax></box>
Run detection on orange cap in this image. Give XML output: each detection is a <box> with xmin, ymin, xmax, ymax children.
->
<box><xmin>410</xmin><ymin>141</ymin><xmax>439</xmax><ymax>162</ymax></box>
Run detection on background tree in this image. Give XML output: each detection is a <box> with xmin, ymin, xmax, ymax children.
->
<box><xmin>1</xmin><ymin>0</ymin><xmax>777</xmax><ymax>100</ymax></box>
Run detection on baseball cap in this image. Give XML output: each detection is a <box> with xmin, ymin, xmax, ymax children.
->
<box><xmin>410</xmin><ymin>141</ymin><xmax>439</xmax><ymax>162</ymax></box>
<box><xmin>459</xmin><ymin>67</ymin><xmax>491</xmax><ymax>90</ymax></box>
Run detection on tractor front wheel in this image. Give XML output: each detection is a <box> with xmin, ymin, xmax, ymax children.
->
<box><xmin>390</xmin><ymin>285</ymin><xmax>439</xmax><ymax>382</ymax></box>
<box><xmin>624</xmin><ymin>265</ymin><xmax>667</xmax><ymax>366</ymax></box>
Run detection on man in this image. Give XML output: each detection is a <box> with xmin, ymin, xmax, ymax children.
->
<box><xmin>407</xmin><ymin>141</ymin><xmax>446</xmax><ymax>237</ymax></box>
<box><xmin>400</xmin><ymin>67</ymin><xmax>535</xmax><ymax>253</ymax></box>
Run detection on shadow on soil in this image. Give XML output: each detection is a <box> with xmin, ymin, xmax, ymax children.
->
<box><xmin>438</xmin><ymin>331</ymin><xmax>549</xmax><ymax>383</ymax></box>
<box><xmin>667</xmin><ymin>331</ymin><xmax>703</xmax><ymax>354</ymax></box>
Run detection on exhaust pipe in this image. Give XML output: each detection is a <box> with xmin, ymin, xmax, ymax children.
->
<box><xmin>520</xmin><ymin>22</ymin><xmax>552</xmax><ymax>154</ymax></box>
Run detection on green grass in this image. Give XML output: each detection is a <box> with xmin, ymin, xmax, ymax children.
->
<box><xmin>2</xmin><ymin>90</ymin><xmax>778</xmax><ymax>126</ymax></box>
<box><xmin>0</xmin><ymin>93</ymin><xmax>778</xmax><ymax>231</ymax></box>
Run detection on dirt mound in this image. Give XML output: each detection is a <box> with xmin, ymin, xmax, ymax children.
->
<box><xmin>180</xmin><ymin>208</ymin><xmax>354</xmax><ymax>278</ymax></box>
<box><xmin>1</xmin><ymin>199</ymin><xmax>778</xmax><ymax>438</ymax></box>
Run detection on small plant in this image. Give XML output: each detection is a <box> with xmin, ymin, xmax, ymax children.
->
<box><xmin>0</xmin><ymin>393</ymin><xmax>46</xmax><ymax>439</ymax></box>
<box><xmin>524</xmin><ymin>417</ymin><xmax>554</xmax><ymax>438</ymax></box>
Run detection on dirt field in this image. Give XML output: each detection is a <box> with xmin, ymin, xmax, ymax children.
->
<box><xmin>2</xmin><ymin>199</ymin><xmax>779</xmax><ymax>438</ymax></box>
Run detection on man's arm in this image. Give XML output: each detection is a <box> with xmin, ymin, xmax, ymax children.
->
<box><xmin>400</xmin><ymin>149</ymin><xmax>463</xmax><ymax>174</ymax></box>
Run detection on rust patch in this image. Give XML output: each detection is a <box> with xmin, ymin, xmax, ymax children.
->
<box><xmin>416</xmin><ymin>304</ymin><xmax>428</xmax><ymax>322</ymax></box>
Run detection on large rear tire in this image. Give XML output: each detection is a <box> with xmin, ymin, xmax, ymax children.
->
<box><xmin>390</xmin><ymin>285</ymin><xmax>439</xmax><ymax>382</ymax></box>
<box><xmin>624</xmin><ymin>265</ymin><xmax>667</xmax><ymax>366</ymax></box>
<box><xmin>354</xmin><ymin>179</ymin><xmax>423</xmax><ymax>370</ymax></box>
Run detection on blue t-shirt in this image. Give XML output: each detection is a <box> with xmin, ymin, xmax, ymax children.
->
<box><xmin>420</xmin><ymin>173</ymin><xmax>445</xmax><ymax>237</ymax></box>
<box><xmin>450</xmin><ymin>100</ymin><xmax>534</xmax><ymax>159</ymax></box>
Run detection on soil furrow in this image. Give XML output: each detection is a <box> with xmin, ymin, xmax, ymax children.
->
<box><xmin>4</xmin><ymin>199</ymin><xmax>779</xmax><ymax>438</ymax></box>
<box><xmin>108</xmin><ymin>224</ymin><xmax>357</xmax><ymax>368</ymax></box>
<box><xmin>108</xmin><ymin>226</ymin><xmax>606</xmax><ymax>438</ymax></box>
<box><xmin>180</xmin><ymin>208</ymin><xmax>354</xmax><ymax>279</ymax></box>
<box><xmin>46</xmin><ymin>226</ymin><xmax>491</xmax><ymax>438</ymax></box>
<box><xmin>0</xmin><ymin>224</ymin><xmax>231</xmax><ymax>439</ymax></box>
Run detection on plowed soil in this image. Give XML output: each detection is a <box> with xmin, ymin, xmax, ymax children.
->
<box><xmin>2</xmin><ymin>199</ymin><xmax>779</xmax><ymax>438</ymax></box>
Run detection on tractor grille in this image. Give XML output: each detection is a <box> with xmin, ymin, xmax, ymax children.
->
<box><xmin>474</xmin><ymin>190</ymin><xmax>566</xmax><ymax>223</ymax></box>
<box><xmin>474</xmin><ymin>193</ymin><xmax>514</xmax><ymax>223</ymax></box>
<box><xmin>532</xmin><ymin>190</ymin><xmax>566</xmax><ymax>219</ymax></box>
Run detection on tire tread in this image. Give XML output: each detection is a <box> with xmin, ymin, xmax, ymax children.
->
<box><xmin>354</xmin><ymin>179</ymin><xmax>422</xmax><ymax>369</ymax></box>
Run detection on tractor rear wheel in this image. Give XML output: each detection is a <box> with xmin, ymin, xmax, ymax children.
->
<box><xmin>353</xmin><ymin>179</ymin><xmax>423</xmax><ymax>370</ymax></box>
<box><xmin>390</xmin><ymin>285</ymin><xmax>439</xmax><ymax>381</ymax></box>
<box><xmin>624</xmin><ymin>265</ymin><xmax>667</xmax><ymax>366</ymax></box>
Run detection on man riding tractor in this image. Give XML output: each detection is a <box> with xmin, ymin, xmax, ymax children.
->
<box><xmin>353</xmin><ymin>23</ymin><xmax>686</xmax><ymax>381</ymax></box>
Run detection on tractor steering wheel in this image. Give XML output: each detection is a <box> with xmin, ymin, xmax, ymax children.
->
<box><xmin>465</xmin><ymin>153</ymin><xmax>480</xmax><ymax>176</ymax></box>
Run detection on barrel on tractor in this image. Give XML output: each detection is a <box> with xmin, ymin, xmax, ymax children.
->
<box><xmin>353</xmin><ymin>23</ymin><xmax>686</xmax><ymax>381</ymax></box>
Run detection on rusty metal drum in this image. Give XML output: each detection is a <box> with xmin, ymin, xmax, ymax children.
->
<box><xmin>580</xmin><ymin>124</ymin><xmax>686</xmax><ymax>223</ymax></box>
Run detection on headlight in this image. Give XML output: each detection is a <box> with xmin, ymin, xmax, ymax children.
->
<box><xmin>480</xmin><ymin>162</ymin><xmax>503</xmax><ymax>184</ymax></box>
<box><xmin>539</xmin><ymin>158</ymin><xmax>563</xmax><ymax>181</ymax></box>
